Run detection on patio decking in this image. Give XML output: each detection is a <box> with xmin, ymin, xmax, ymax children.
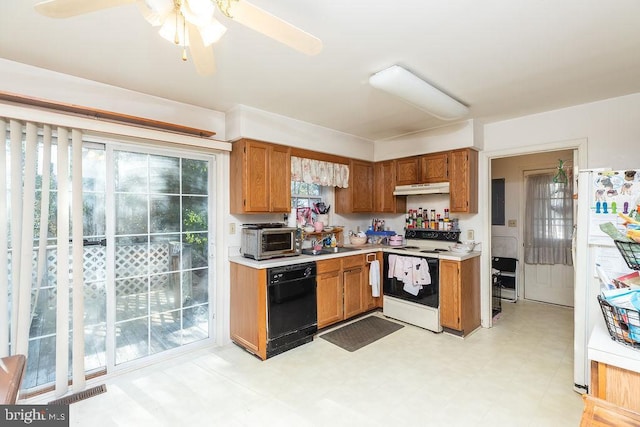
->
<box><xmin>23</xmin><ymin>272</ymin><xmax>209</xmax><ymax>391</ymax></box>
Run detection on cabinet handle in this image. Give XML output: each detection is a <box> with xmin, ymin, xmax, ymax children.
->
<box><xmin>366</xmin><ymin>253</ymin><xmax>377</xmax><ymax>263</ymax></box>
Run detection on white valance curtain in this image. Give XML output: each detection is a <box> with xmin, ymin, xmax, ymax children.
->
<box><xmin>524</xmin><ymin>172</ymin><xmax>574</xmax><ymax>266</ymax></box>
<box><xmin>0</xmin><ymin>117</ymin><xmax>86</xmax><ymax>396</ymax></box>
<box><xmin>291</xmin><ymin>156</ymin><xmax>350</xmax><ymax>188</ymax></box>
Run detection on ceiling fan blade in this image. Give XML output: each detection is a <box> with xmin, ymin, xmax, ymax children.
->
<box><xmin>226</xmin><ymin>0</ymin><xmax>322</xmax><ymax>55</ymax></box>
<box><xmin>187</xmin><ymin>23</ymin><xmax>216</xmax><ymax>75</ymax></box>
<box><xmin>35</xmin><ymin>0</ymin><xmax>135</xmax><ymax>18</ymax></box>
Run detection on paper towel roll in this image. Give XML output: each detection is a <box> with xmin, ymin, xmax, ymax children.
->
<box><xmin>288</xmin><ymin>208</ymin><xmax>297</xmax><ymax>227</ymax></box>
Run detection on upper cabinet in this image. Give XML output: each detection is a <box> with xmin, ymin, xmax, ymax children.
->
<box><xmin>449</xmin><ymin>148</ymin><xmax>478</xmax><ymax>213</ymax></box>
<box><xmin>335</xmin><ymin>159</ymin><xmax>373</xmax><ymax>213</ymax></box>
<box><xmin>395</xmin><ymin>157</ymin><xmax>419</xmax><ymax>186</ymax></box>
<box><xmin>374</xmin><ymin>160</ymin><xmax>406</xmax><ymax>213</ymax></box>
<box><xmin>419</xmin><ymin>152</ymin><xmax>449</xmax><ymax>183</ymax></box>
<box><xmin>395</xmin><ymin>152</ymin><xmax>449</xmax><ymax>185</ymax></box>
<box><xmin>230</xmin><ymin>139</ymin><xmax>291</xmax><ymax>214</ymax></box>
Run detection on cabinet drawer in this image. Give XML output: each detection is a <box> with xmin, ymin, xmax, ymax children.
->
<box><xmin>317</xmin><ymin>258</ymin><xmax>342</xmax><ymax>274</ymax></box>
<box><xmin>342</xmin><ymin>254</ymin><xmax>364</xmax><ymax>269</ymax></box>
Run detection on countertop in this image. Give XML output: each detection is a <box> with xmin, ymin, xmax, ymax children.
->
<box><xmin>229</xmin><ymin>245</ymin><xmax>481</xmax><ymax>269</ymax></box>
<box><xmin>588</xmin><ymin>318</ymin><xmax>640</xmax><ymax>374</ymax></box>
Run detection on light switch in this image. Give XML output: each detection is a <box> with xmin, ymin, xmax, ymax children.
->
<box><xmin>467</xmin><ymin>229</ymin><xmax>474</xmax><ymax>240</ymax></box>
<box><xmin>229</xmin><ymin>223</ymin><xmax>236</xmax><ymax>234</ymax></box>
<box><xmin>508</xmin><ymin>219</ymin><xmax>517</xmax><ymax>227</ymax></box>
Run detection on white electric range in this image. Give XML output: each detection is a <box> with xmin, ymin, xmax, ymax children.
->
<box><xmin>382</xmin><ymin>229</ymin><xmax>461</xmax><ymax>332</ymax></box>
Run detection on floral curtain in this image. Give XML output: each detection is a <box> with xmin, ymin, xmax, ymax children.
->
<box><xmin>290</xmin><ymin>156</ymin><xmax>350</xmax><ymax>188</ymax></box>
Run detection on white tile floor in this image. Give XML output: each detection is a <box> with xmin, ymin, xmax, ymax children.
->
<box><xmin>69</xmin><ymin>300</ymin><xmax>583</xmax><ymax>426</ymax></box>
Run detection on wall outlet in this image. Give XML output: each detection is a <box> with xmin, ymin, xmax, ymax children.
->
<box><xmin>508</xmin><ymin>219</ymin><xmax>517</xmax><ymax>227</ymax></box>
<box><xmin>229</xmin><ymin>223</ymin><xmax>236</xmax><ymax>234</ymax></box>
<box><xmin>467</xmin><ymin>229</ymin><xmax>475</xmax><ymax>241</ymax></box>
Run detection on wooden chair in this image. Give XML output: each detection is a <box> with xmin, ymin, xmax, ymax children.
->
<box><xmin>0</xmin><ymin>355</ymin><xmax>26</xmax><ymax>404</ymax></box>
<box><xmin>581</xmin><ymin>394</ymin><xmax>640</xmax><ymax>426</ymax></box>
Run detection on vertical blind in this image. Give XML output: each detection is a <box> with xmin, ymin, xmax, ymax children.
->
<box><xmin>1</xmin><ymin>117</ymin><xmax>86</xmax><ymax>396</ymax></box>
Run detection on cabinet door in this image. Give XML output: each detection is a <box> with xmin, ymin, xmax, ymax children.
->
<box><xmin>439</xmin><ymin>260</ymin><xmax>461</xmax><ymax>330</ymax></box>
<box><xmin>419</xmin><ymin>152</ymin><xmax>449</xmax><ymax>183</ymax></box>
<box><xmin>269</xmin><ymin>145</ymin><xmax>291</xmax><ymax>212</ymax></box>
<box><xmin>395</xmin><ymin>157</ymin><xmax>419</xmax><ymax>185</ymax></box>
<box><xmin>351</xmin><ymin>160</ymin><xmax>374</xmax><ymax>212</ymax></box>
<box><xmin>343</xmin><ymin>267</ymin><xmax>364</xmax><ymax>319</ymax></box>
<box><xmin>374</xmin><ymin>160</ymin><xmax>406</xmax><ymax>213</ymax></box>
<box><xmin>460</xmin><ymin>256</ymin><xmax>481</xmax><ymax>334</ymax></box>
<box><xmin>230</xmin><ymin>263</ymin><xmax>267</xmax><ymax>360</ymax></box>
<box><xmin>449</xmin><ymin>149</ymin><xmax>478</xmax><ymax>213</ymax></box>
<box><xmin>244</xmin><ymin>141</ymin><xmax>270</xmax><ymax>212</ymax></box>
<box><xmin>317</xmin><ymin>271</ymin><xmax>343</xmax><ymax>328</ymax></box>
<box><xmin>362</xmin><ymin>252</ymin><xmax>382</xmax><ymax>311</ymax></box>
<box><xmin>335</xmin><ymin>159</ymin><xmax>373</xmax><ymax>214</ymax></box>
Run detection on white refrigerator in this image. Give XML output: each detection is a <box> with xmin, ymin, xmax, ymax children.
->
<box><xmin>574</xmin><ymin>168</ymin><xmax>639</xmax><ymax>391</ymax></box>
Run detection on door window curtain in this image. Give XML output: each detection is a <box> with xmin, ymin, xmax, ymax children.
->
<box><xmin>0</xmin><ymin>117</ymin><xmax>86</xmax><ymax>397</ymax></box>
<box><xmin>291</xmin><ymin>156</ymin><xmax>349</xmax><ymax>188</ymax></box>
<box><xmin>524</xmin><ymin>172</ymin><xmax>574</xmax><ymax>266</ymax></box>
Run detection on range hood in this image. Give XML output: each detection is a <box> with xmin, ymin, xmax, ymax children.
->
<box><xmin>393</xmin><ymin>182</ymin><xmax>450</xmax><ymax>196</ymax></box>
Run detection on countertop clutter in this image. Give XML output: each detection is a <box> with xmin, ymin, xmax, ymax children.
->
<box><xmin>230</xmin><ymin>244</ymin><xmax>481</xmax><ymax>269</ymax></box>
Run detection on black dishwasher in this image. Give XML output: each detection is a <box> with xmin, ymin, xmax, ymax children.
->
<box><xmin>266</xmin><ymin>262</ymin><xmax>317</xmax><ymax>358</ymax></box>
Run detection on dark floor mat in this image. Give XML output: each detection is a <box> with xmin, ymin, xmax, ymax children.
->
<box><xmin>320</xmin><ymin>316</ymin><xmax>404</xmax><ymax>352</ymax></box>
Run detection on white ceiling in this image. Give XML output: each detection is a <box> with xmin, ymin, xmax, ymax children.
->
<box><xmin>1</xmin><ymin>1</ymin><xmax>640</xmax><ymax>141</ymax></box>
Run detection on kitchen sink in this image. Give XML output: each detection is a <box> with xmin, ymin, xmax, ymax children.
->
<box><xmin>301</xmin><ymin>246</ymin><xmax>360</xmax><ymax>256</ymax></box>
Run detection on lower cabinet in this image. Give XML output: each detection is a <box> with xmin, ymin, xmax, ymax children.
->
<box><xmin>229</xmin><ymin>262</ymin><xmax>267</xmax><ymax>360</ymax></box>
<box><xmin>317</xmin><ymin>253</ymin><xmax>381</xmax><ymax>329</ymax></box>
<box><xmin>317</xmin><ymin>259</ymin><xmax>343</xmax><ymax>328</ymax></box>
<box><xmin>363</xmin><ymin>252</ymin><xmax>383</xmax><ymax>312</ymax></box>
<box><xmin>590</xmin><ymin>360</ymin><xmax>640</xmax><ymax>412</ymax></box>
<box><xmin>440</xmin><ymin>256</ymin><xmax>480</xmax><ymax>336</ymax></box>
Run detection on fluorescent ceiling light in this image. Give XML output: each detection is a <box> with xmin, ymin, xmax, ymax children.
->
<box><xmin>369</xmin><ymin>65</ymin><xmax>469</xmax><ymax>120</ymax></box>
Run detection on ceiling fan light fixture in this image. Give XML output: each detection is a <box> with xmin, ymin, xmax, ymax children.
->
<box><xmin>199</xmin><ymin>19</ymin><xmax>227</xmax><ymax>46</ymax></box>
<box><xmin>158</xmin><ymin>11</ymin><xmax>188</xmax><ymax>45</ymax></box>
<box><xmin>369</xmin><ymin>65</ymin><xmax>469</xmax><ymax>120</ymax></box>
<box><xmin>138</xmin><ymin>0</ymin><xmax>174</xmax><ymax>26</ymax></box>
<box><xmin>181</xmin><ymin>0</ymin><xmax>215</xmax><ymax>27</ymax></box>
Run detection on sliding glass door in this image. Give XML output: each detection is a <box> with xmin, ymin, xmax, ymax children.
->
<box><xmin>11</xmin><ymin>132</ymin><xmax>214</xmax><ymax>392</ymax></box>
<box><xmin>111</xmin><ymin>149</ymin><xmax>212</xmax><ymax>364</ymax></box>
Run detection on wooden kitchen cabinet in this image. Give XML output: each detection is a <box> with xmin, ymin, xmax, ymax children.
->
<box><xmin>230</xmin><ymin>138</ymin><xmax>291</xmax><ymax>214</ymax></box>
<box><xmin>335</xmin><ymin>159</ymin><xmax>374</xmax><ymax>213</ymax></box>
<box><xmin>317</xmin><ymin>258</ymin><xmax>344</xmax><ymax>328</ymax></box>
<box><xmin>439</xmin><ymin>256</ymin><xmax>480</xmax><ymax>336</ymax></box>
<box><xmin>373</xmin><ymin>160</ymin><xmax>406</xmax><ymax>213</ymax></box>
<box><xmin>419</xmin><ymin>152</ymin><xmax>449</xmax><ymax>183</ymax></box>
<box><xmin>590</xmin><ymin>360</ymin><xmax>640</xmax><ymax>412</ymax></box>
<box><xmin>230</xmin><ymin>262</ymin><xmax>267</xmax><ymax>360</ymax></box>
<box><xmin>343</xmin><ymin>266</ymin><xmax>364</xmax><ymax>319</ymax></box>
<box><xmin>362</xmin><ymin>252</ymin><xmax>383</xmax><ymax>311</ymax></box>
<box><xmin>449</xmin><ymin>148</ymin><xmax>478</xmax><ymax>213</ymax></box>
<box><xmin>316</xmin><ymin>253</ymin><xmax>380</xmax><ymax>329</ymax></box>
<box><xmin>395</xmin><ymin>157</ymin><xmax>419</xmax><ymax>185</ymax></box>
<box><xmin>343</xmin><ymin>254</ymin><xmax>365</xmax><ymax>319</ymax></box>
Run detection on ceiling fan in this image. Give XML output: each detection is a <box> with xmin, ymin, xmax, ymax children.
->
<box><xmin>34</xmin><ymin>0</ymin><xmax>323</xmax><ymax>75</ymax></box>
